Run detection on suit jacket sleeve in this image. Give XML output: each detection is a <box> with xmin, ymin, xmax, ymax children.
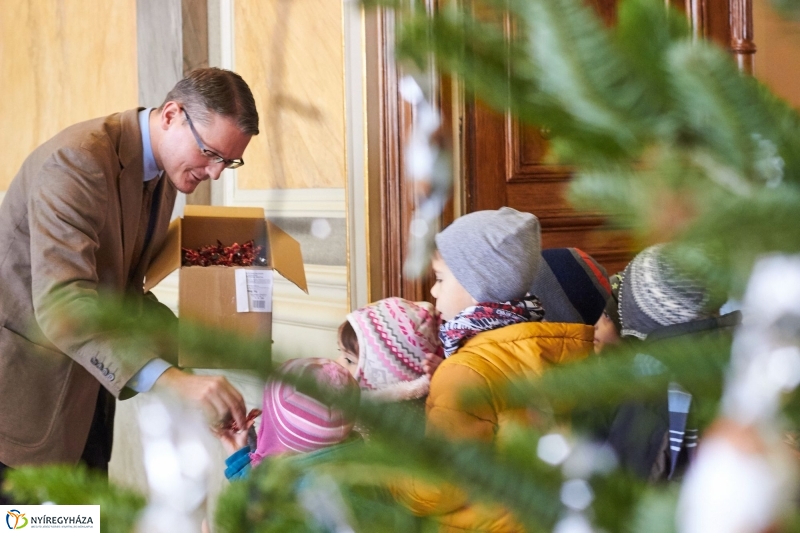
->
<box><xmin>28</xmin><ymin>143</ymin><xmax>159</xmax><ymax>397</ymax></box>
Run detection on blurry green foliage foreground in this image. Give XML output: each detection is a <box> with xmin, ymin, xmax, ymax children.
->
<box><xmin>8</xmin><ymin>0</ymin><xmax>800</xmax><ymax>530</ymax></box>
<box><xmin>8</xmin><ymin>301</ymin><xmax>797</xmax><ymax>532</ymax></box>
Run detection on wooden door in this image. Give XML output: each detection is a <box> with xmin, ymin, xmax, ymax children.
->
<box><xmin>464</xmin><ymin>105</ymin><xmax>633</xmax><ymax>275</ymax></box>
<box><xmin>365</xmin><ymin>0</ymin><xmax>756</xmax><ymax>300</ymax></box>
<box><xmin>460</xmin><ymin>0</ymin><xmax>755</xmax><ymax>276</ymax></box>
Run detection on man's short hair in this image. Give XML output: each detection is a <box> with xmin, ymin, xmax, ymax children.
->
<box><xmin>161</xmin><ymin>67</ymin><xmax>259</xmax><ymax>136</ymax></box>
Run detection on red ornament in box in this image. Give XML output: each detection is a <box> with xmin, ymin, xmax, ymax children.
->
<box><xmin>181</xmin><ymin>240</ymin><xmax>266</xmax><ymax>267</ymax></box>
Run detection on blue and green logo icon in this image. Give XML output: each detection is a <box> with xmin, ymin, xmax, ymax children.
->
<box><xmin>5</xmin><ymin>510</ymin><xmax>27</xmax><ymax>529</ymax></box>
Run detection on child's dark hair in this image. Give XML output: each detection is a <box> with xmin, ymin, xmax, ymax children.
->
<box><xmin>338</xmin><ymin>320</ymin><xmax>359</xmax><ymax>356</ymax></box>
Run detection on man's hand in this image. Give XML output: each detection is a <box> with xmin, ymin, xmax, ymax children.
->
<box><xmin>153</xmin><ymin>367</ymin><xmax>246</xmax><ymax>430</ymax></box>
<box><xmin>423</xmin><ymin>352</ymin><xmax>444</xmax><ymax>377</ymax></box>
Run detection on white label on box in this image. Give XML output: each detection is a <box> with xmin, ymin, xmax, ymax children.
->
<box><xmin>235</xmin><ymin>269</ymin><xmax>273</xmax><ymax>313</ymax></box>
<box><xmin>2</xmin><ymin>505</ymin><xmax>100</xmax><ymax>531</ymax></box>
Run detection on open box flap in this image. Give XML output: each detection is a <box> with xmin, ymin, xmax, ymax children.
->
<box><xmin>184</xmin><ymin>205</ymin><xmax>264</xmax><ymax>219</ymax></box>
<box><xmin>144</xmin><ymin>217</ymin><xmax>182</xmax><ymax>292</ymax></box>
<box><xmin>266</xmin><ymin>220</ymin><xmax>308</xmax><ymax>294</ymax></box>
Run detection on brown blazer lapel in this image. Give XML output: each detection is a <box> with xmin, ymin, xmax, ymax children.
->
<box><xmin>117</xmin><ymin>109</ymin><xmax>146</xmax><ymax>277</ymax></box>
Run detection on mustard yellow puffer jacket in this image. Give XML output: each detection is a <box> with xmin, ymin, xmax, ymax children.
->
<box><xmin>393</xmin><ymin>321</ymin><xmax>594</xmax><ymax>532</ymax></box>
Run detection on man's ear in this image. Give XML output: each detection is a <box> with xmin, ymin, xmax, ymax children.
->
<box><xmin>159</xmin><ymin>101</ymin><xmax>181</xmax><ymax>130</ymax></box>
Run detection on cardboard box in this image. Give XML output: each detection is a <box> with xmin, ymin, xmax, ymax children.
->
<box><xmin>144</xmin><ymin>205</ymin><xmax>308</xmax><ymax>369</ymax></box>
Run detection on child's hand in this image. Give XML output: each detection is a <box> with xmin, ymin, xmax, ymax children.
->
<box><xmin>213</xmin><ymin>409</ymin><xmax>260</xmax><ymax>455</ymax></box>
<box><xmin>423</xmin><ymin>352</ymin><xmax>444</xmax><ymax>377</ymax></box>
<box><xmin>214</xmin><ymin>426</ymin><xmax>250</xmax><ymax>455</ymax></box>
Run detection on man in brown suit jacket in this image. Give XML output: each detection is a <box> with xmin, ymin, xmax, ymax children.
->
<box><xmin>0</xmin><ymin>68</ymin><xmax>257</xmax><ymax>488</ymax></box>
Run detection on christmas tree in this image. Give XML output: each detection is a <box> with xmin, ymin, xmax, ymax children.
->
<box><xmin>7</xmin><ymin>0</ymin><xmax>800</xmax><ymax>530</ymax></box>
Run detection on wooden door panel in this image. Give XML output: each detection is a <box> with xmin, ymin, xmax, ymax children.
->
<box><xmin>508</xmin><ymin>183</ymin><xmax>632</xmax><ymax>274</ymax></box>
<box><xmin>465</xmin><ymin>96</ymin><xmax>631</xmax><ymax>274</ymax></box>
<box><xmin>509</xmin><ymin>122</ymin><xmax>568</xmax><ymax>181</ymax></box>
<box><xmin>462</xmin><ymin>0</ymin><xmax>754</xmax><ymax>279</ymax></box>
<box><xmin>366</xmin><ymin>0</ymin><xmax>754</xmax><ymax>301</ymax></box>
<box><xmin>536</xmin><ymin>227</ymin><xmax>634</xmax><ymax>275</ymax></box>
<box><xmin>463</xmin><ymin>0</ymin><xmax>631</xmax><ymax>276</ymax></box>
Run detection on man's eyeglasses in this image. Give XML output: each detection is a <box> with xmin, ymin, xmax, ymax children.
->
<box><xmin>183</xmin><ymin>109</ymin><xmax>245</xmax><ymax>169</ymax></box>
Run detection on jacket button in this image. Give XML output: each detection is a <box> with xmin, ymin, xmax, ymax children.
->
<box><xmin>90</xmin><ymin>356</ymin><xmax>98</xmax><ymax>365</ymax></box>
<box><xmin>107</xmin><ymin>373</ymin><xmax>115</xmax><ymax>381</ymax></box>
<box><xmin>102</xmin><ymin>368</ymin><xmax>109</xmax><ymax>377</ymax></box>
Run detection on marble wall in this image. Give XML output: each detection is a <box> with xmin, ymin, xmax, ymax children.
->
<box><xmin>0</xmin><ymin>0</ymin><xmax>138</xmax><ymax>192</ymax></box>
<box><xmin>233</xmin><ymin>0</ymin><xmax>347</xmax><ymax>190</ymax></box>
<box><xmin>753</xmin><ymin>0</ymin><xmax>800</xmax><ymax>109</ymax></box>
<box><xmin>136</xmin><ymin>0</ymin><xmax>183</xmax><ymax>108</ymax></box>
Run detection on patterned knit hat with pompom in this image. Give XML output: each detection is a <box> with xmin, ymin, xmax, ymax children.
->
<box><xmin>346</xmin><ymin>297</ymin><xmax>442</xmax><ymax>401</ymax></box>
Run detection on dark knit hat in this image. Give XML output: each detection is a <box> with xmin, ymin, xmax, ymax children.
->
<box><xmin>530</xmin><ymin>248</ymin><xmax>611</xmax><ymax>325</ymax></box>
<box><xmin>619</xmin><ymin>244</ymin><xmax>713</xmax><ymax>339</ymax></box>
<box><xmin>435</xmin><ymin>207</ymin><xmax>541</xmax><ymax>303</ymax></box>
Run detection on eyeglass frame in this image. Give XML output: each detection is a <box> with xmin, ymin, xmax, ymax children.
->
<box><xmin>182</xmin><ymin>108</ymin><xmax>245</xmax><ymax>169</ymax></box>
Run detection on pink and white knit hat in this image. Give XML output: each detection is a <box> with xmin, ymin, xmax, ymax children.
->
<box><xmin>250</xmin><ymin>358</ymin><xmax>360</xmax><ymax>467</ymax></box>
<box><xmin>346</xmin><ymin>297</ymin><xmax>442</xmax><ymax>401</ymax></box>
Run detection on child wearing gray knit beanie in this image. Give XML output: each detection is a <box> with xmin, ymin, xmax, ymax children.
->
<box><xmin>400</xmin><ymin>210</ymin><xmax>595</xmax><ymax>530</ymax></box>
<box><xmin>432</xmin><ymin>208</ymin><xmax>546</xmax><ymax>357</ymax></box>
<box><xmin>434</xmin><ymin>207</ymin><xmax>541</xmax><ymax>304</ymax></box>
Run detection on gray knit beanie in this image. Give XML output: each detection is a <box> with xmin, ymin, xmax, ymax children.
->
<box><xmin>434</xmin><ymin>207</ymin><xmax>541</xmax><ymax>303</ymax></box>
